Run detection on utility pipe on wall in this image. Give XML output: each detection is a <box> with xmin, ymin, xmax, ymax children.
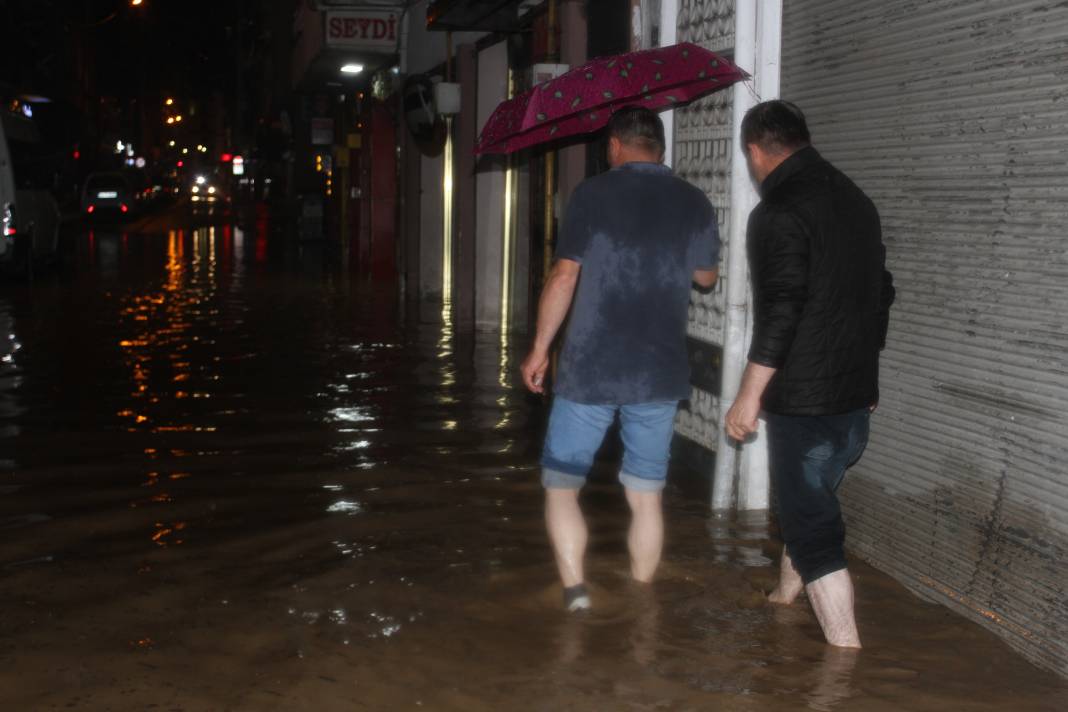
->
<box><xmin>712</xmin><ymin>0</ymin><xmax>759</xmax><ymax>512</ymax></box>
<box><xmin>543</xmin><ymin>0</ymin><xmax>559</xmax><ymax>283</ymax></box>
<box><xmin>659</xmin><ymin>0</ymin><xmax>678</xmax><ymax>167</ymax></box>
<box><xmin>736</xmin><ymin>0</ymin><xmax>782</xmax><ymax>512</ymax></box>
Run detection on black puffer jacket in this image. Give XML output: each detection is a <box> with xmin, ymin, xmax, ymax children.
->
<box><xmin>747</xmin><ymin>146</ymin><xmax>894</xmax><ymax>416</ymax></box>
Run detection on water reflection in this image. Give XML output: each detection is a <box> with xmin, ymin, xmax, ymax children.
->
<box><xmin>707</xmin><ymin>509</ymin><xmax>774</xmax><ymax>568</ymax></box>
<box><xmin>0</xmin><ymin>297</ymin><xmax>22</xmax><ymax>454</ymax></box>
<box><xmin>0</xmin><ymin>215</ymin><xmax>1064</xmax><ymax>710</ymax></box>
<box><xmin>805</xmin><ymin>647</ymin><xmax>860</xmax><ymax>711</ymax></box>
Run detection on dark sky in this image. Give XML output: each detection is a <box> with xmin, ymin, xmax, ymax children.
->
<box><xmin>1</xmin><ymin>0</ymin><xmax>264</xmax><ymax>103</ymax></box>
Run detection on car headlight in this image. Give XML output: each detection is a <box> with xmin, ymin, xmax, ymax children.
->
<box><xmin>2</xmin><ymin>203</ymin><xmax>15</xmax><ymax>237</ymax></box>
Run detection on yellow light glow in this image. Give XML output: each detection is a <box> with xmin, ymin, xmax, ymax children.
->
<box><xmin>501</xmin><ymin>159</ymin><xmax>515</xmax><ymax>335</ymax></box>
<box><xmin>499</xmin><ymin>69</ymin><xmax>517</xmax><ymax>387</ymax></box>
<box><xmin>442</xmin><ymin>116</ymin><xmax>454</xmax><ymax>322</ymax></box>
<box><xmin>191</xmin><ymin>185</ymin><xmax>199</xmax><ymax>194</ymax></box>
<box><xmin>207</xmin><ymin>186</ymin><xmax>215</xmax><ymax>194</ymax></box>
<box><xmin>174</xmin><ymin>115</ymin><xmax>183</xmax><ymax>123</ymax></box>
<box><xmin>166</xmin><ymin>117</ymin><xmax>175</xmax><ymax>125</ymax></box>
<box><xmin>164</xmin><ymin>97</ymin><xmax>173</xmax><ymax>106</ymax></box>
<box><xmin>499</xmin><ymin>158</ymin><xmax>516</xmax><ymax>382</ymax></box>
<box><xmin>168</xmin><ymin>140</ymin><xmax>175</xmax><ymax>147</ymax></box>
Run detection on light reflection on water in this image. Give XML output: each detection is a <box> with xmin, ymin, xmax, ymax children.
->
<box><xmin>0</xmin><ymin>297</ymin><xmax>22</xmax><ymax>455</ymax></box>
<box><xmin>0</xmin><ymin>220</ymin><xmax>1063</xmax><ymax>710</ymax></box>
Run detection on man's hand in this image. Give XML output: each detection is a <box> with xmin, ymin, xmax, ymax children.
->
<box><xmin>520</xmin><ymin>259</ymin><xmax>581</xmax><ymax>395</ymax></box>
<box><xmin>724</xmin><ymin>362</ymin><xmax>777</xmax><ymax>442</ymax></box>
<box><xmin>724</xmin><ymin>392</ymin><xmax>762</xmax><ymax>442</ymax></box>
<box><xmin>693</xmin><ymin>267</ymin><xmax>719</xmax><ymax>289</ymax></box>
<box><xmin>521</xmin><ymin>348</ymin><xmax>550</xmax><ymax>394</ymax></box>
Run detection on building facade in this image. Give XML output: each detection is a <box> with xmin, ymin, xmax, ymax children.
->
<box><xmin>671</xmin><ymin>0</ymin><xmax>1067</xmax><ymax>678</ymax></box>
<box><xmin>298</xmin><ymin>0</ymin><xmax>1068</xmax><ymax>678</ymax></box>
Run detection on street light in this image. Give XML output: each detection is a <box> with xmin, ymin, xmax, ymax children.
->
<box><xmin>340</xmin><ymin>63</ymin><xmax>364</xmax><ymax>75</ymax></box>
<box><xmin>131</xmin><ymin>1</ymin><xmax>144</xmax><ymax>7</ymax></box>
<box><xmin>165</xmin><ymin>98</ymin><xmax>174</xmax><ymax>106</ymax></box>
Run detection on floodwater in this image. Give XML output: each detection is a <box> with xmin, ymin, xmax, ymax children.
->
<box><xmin>1</xmin><ymin>207</ymin><xmax>1065</xmax><ymax>711</ymax></box>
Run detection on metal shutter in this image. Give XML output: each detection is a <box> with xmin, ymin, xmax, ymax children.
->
<box><xmin>782</xmin><ymin>0</ymin><xmax>1068</xmax><ymax>677</ymax></box>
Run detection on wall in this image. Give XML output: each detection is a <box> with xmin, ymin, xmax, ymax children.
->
<box><xmin>474</xmin><ymin>40</ymin><xmax>509</xmax><ymax>330</ymax></box>
<box><xmin>419</xmin><ymin>148</ymin><xmax>444</xmax><ymax>310</ymax></box>
<box><xmin>782</xmin><ymin>0</ymin><xmax>1068</xmax><ymax>678</ymax></box>
<box><xmin>404</xmin><ymin>1</ymin><xmax>488</xmax><ymax>75</ymax></box>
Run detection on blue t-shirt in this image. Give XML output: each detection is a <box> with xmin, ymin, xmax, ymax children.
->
<box><xmin>554</xmin><ymin>162</ymin><xmax>720</xmax><ymax>405</ymax></box>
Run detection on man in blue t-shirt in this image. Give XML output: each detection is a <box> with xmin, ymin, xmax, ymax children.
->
<box><xmin>520</xmin><ymin>107</ymin><xmax>720</xmax><ymax>612</ymax></box>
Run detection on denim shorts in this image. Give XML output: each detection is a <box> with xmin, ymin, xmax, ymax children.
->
<box><xmin>541</xmin><ymin>397</ymin><xmax>679</xmax><ymax>493</ymax></box>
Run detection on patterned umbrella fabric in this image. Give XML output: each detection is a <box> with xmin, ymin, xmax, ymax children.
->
<box><xmin>476</xmin><ymin>42</ymin><xmax>748</xmax><ymax>155</ymax></box>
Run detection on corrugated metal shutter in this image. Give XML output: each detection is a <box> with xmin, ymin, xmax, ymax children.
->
<box><xmin>781</xmin><ymin>0</ymin><xmax>1068</xmax><ymax>677</ymax></box>
<box><xmin>675</xmin><ymin>0</ymin><xmax>736</xmax><ymax>451</ymax></box>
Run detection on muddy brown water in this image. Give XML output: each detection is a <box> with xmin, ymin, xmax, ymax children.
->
<box><xmin>1</xmin><ymin>217</ymin><xmax>1066</xmax><ymax>710</ymax></box>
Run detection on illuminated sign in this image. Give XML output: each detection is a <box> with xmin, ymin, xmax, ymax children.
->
<box><xmin>325</xmin><ymin>11</ymin><xmax>399</xmax><ymax>51</ymax></box>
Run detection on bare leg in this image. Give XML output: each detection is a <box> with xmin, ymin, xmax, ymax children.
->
<box><xmin>545</xmin><ymin>488</ymin><xmax>587</xmax><ymax>588</ymax></box>
<box><xmin>624</xmin><ymin>488</ymin><xmax>663</xmax><ymax>583</ymax></box>
<box><xmin>806</xmin><ymin>568</ymin><xmax>862</xmax><ymax>648</ymax></box>
<box><xmin>768</xmin><ymin>547</ymin><xmax>805</xmax><ymax>605</ymax></box>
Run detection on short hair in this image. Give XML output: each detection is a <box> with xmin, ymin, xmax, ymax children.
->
<box><xmin>740</xmin><ymin>100</ymin><xmax>811</xmax><ymax>155</ymax></box>
<box><xmin>607</xmin><ymin>106</ymin><xmax>665</xmax><ymax>155</ymax></box>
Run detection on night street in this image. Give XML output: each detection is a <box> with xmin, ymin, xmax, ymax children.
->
<box><xmin>0</xmin><ymin>205</ymin><xmax>1064</xmax><ymax>709</ymax></box>
<box><xmin>3</xmin><ymin>0</ymin><xmax>1067</xmax><ymax>707</ymax></box>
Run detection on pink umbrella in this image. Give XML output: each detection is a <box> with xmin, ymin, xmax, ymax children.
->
<box><xmin>476</xmin><ymin>43</ymin><xmax>748</xmax><ymax>155</ymax></box>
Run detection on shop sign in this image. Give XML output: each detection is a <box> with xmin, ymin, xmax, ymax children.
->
<box><xmin>325</xmin><ymin>11</ymin><xmax>399</xmax><ymax>51</ymax></box>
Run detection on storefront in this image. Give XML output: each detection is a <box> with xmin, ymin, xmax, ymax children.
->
<box><xmin>291</xmin><ymin>2</ymin><xmax>405</xmax><ymax>278</ymax></box>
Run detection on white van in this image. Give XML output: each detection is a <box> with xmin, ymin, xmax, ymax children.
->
<box><xmin>0</xmin><ymin>108</ymin><xmax>60</xmax><ymax>271</ymax></box>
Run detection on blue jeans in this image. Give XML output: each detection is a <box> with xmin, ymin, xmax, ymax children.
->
<box><xmin>765</xmin><ymin>409</ymin><xmax>870</xmax><ymax>584</ymax></box>
<box><xmin>541</xmin><ymin>397</ymin><xmax>679</xmax><ymax>493</ymax></box>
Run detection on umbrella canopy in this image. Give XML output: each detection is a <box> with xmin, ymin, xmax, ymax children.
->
<box><xmin>476</xmin><ymin>43</ymin><xmax>748</xmax><ymax>155</ymax></box>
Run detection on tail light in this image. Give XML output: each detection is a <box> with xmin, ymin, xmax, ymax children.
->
<box><xmin>87</xmin><ymin>205</ymin><xmax>96</xmax><ymax>214</ymax></box>
<box><xmin>120</xmin><ymin>204</ymin><xmax>129</xmax><ymax>213</ymax></box>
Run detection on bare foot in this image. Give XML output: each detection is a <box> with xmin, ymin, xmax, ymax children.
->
<box><xmin>767</xmin><ymin>549</ymin><xmax>804</xmax><ymax>605</ymax></box>
<box><xmin>767</xmin><ymin>584</ymin><xmax>802</xmax><ymax>605</ymax></box>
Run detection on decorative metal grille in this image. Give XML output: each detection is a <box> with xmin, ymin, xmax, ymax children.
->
<box><xmin>675</xmin><ymin>0</ymin><xmax>735</xmax><ymax>451</ymax></box>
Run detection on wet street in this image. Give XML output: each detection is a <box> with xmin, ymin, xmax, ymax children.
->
<box><xmin>1</xmin><ymin>206</ymin><xmax>1065</xmax><ymax>711</ymax></box>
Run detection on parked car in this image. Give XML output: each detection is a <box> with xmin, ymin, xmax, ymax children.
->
<box><xmin>81</xmin><ymin>172</ymin><xmax>134</xmax><ymax>220</ymax></box>
<box><xmin>0</xmin><ymin>109</ymin><xmax>61</xmax><ymax>271</ymax></box>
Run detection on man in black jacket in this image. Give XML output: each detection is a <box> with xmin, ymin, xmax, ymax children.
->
<box><xmin>724</xmin><ymin>101</ymin><xmax>894</xmax><ymax>648</ymax></box>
